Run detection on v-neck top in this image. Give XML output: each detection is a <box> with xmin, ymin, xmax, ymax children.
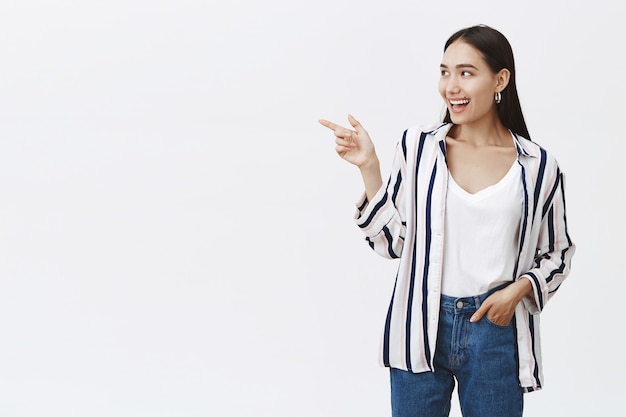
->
<box><xmin>442</xmin><ymin>161</ymin><xmax>523</xmax><ymax>297</ymax></box>
<box><xmin>448</xmin><ymin>158</ymin><xmax>520</xmax><ymax>201</ymax></box>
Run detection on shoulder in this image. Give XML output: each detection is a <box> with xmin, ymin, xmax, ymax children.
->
<box><xmin>514</xmin><ymin>133</ymin><xmax>562</xmax><ymax>172</ymax></box>
<box><xmin>514</xmin><ymin>134</ymin><xmax>566</xmax><ymax>199</ymax></box>
<box><xmin>397</xmin><ymin>123</ymin><xmax>448</xmax><ymax>162</ymax></box>
<box><xmin>402</xmin><ymin>122</ymin><xmax>449</xmax><ymax>147</ymax></box>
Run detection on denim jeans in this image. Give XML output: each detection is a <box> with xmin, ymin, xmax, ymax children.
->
<box><xmin>390</xmin><ymin>287</ymin><xmax>524</xmax><ymax>417</ymax></box>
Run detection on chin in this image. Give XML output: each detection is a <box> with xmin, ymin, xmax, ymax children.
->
<box><xmin>449</xmin><ymin>114</ymin><xmax>467</xmax><ymax>125</ymax></box>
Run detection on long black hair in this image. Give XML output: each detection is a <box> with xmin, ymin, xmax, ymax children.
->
<box><xmin>442</xmin><ymin>25</ymin><xmax>531</xmax><ymax>140</ymax></box>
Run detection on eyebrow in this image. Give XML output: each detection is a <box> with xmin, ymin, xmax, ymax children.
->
<box><xmin>440</xmin><ymin>64</ymin><xmax>479</xmax><ymax>70</ymax></box>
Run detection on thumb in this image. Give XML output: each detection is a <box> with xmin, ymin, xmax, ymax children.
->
<box><xmin>347</xmin><ymin>114</ymin><xmax>365</xmax><ymax>133</ymax></box>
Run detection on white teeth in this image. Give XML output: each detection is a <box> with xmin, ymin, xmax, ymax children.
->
<box><xmin>450</xmin><ymin>99</ymin><xmax>470</xmax><ymax>105</ymax></box>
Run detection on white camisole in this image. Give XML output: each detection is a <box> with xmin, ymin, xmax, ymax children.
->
<box><xmin>441</xmin><ymin>161</ymin><xmax>523</xmax><ymax>297</ymax></box>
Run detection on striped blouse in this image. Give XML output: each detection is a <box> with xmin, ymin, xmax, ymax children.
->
<box><xmin>354</xmin><ymin>123</ymin><xmax>575</xmax><ymax>392</ymax></box>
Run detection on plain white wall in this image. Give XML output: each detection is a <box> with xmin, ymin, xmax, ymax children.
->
<box><xmin>0</xmin><ymin>0</ymin><xmax>622</xmax><ymax>416</ymax></box>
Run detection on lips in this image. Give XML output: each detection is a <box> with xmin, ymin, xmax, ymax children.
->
<box><xmin>449</xmin><ymin>98</ymin><xmax>470</xmax><ymax>113</ymax></box>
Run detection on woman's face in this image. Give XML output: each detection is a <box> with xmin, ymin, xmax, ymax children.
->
<box><xmin>438</xmin><ymin>40</ymin><xmax>503</xmax><ymax>127</ymax></box>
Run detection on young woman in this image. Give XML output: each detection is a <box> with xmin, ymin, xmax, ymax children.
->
<box><xmin>319</xmin><ymin>25</ymin><xmax>575</xmax><ymax>417</ymax></box>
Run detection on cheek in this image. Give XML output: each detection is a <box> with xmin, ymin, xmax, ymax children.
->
<box><xmin>476</xmin><ymin>81</ymin><xmax>496</xmax><ymax>100</ymax></box>
<box><xmin>476</xmin><ymin>88</ymin><xmax>496</xmax><ymax>107</ymax></box>
<box><xmin>438</xmin><ymin>80</ymin><xmax>447</xmax><ymax>98</ymax></box>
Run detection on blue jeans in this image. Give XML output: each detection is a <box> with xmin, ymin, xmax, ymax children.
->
<box><xmin>390</xmin><ymin>287</ymin><xmax>524</xmax><ymax>417</ymax></box>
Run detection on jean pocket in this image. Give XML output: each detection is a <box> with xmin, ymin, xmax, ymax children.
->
<box><xmin>485</xmin><ymin>316</ymin><xmax>513</xmax><ymax>329</ymax></box>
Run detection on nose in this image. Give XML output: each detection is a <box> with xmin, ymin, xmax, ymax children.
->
<box><xmin>445</xmin><ymin>75</ymin><xmax>461</xmax><ymax>96</ymax></box>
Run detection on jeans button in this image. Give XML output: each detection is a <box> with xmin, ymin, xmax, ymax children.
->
<box><xmin>456</xmin><ymin>301</ymin><xmax>464</xmax><ymax>308</ymax></box>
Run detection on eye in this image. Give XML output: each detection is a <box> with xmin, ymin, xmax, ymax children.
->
<box><xmin>440</xmin><ymin>70</ymin><xmax>449</xmax><ymax>76</ymax></box>
<box><xmin>461</xmin><ymin>71</ymin><xmax>472</xmax><ymax>77</ymax></box>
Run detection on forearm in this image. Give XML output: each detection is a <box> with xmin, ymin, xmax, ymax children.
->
<box><xmin>359</xmin><ymin>156</ymin><xmax>383</xmax><ymax>202</ymax></box>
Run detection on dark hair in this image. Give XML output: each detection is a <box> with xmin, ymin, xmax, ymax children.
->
<box><xmin>442</xmin><ymin>25</ymin><xmax>531</xmax><ymax>140</ymax></box>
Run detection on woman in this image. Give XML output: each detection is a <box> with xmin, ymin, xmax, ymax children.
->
<box><xmin>319</xmin><ymin>25</ymin><xmax>575</xmax><ymax>417</ymax></box>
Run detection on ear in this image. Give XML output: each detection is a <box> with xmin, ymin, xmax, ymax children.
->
<box><xmin>495</xmin><ymin>68</ymin><xmax>510</xmax><ymax>93</ymax></box>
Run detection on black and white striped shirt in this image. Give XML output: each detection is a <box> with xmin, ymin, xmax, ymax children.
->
<box><xmin>354</xmin><ymin>123</ymin><xmax>575</xmax><ymax>392</ymax></box>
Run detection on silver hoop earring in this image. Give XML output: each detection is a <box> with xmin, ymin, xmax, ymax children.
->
<box><xmin>495</xmin><ymin>91</ymin><xmax>502</xmax><ymax>104</ymax></box>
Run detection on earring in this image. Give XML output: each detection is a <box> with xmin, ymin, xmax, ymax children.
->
<box><xmin>495</xmin><ymin>91</ymin><xmax>502</xmax><ymax>104</ymax></box>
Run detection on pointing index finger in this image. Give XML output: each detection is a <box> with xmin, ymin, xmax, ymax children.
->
<box><xmin>319</xmin><ymin>119</ymin><xmax>352</xmax><ymax>138</ymax></box>
<box><xmin>318</xmin><ymin>119</ymin><xmax>338</xmax><ymax>130</ymax></box>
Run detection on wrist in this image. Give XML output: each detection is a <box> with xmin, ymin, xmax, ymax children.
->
<box><xmin>358</xmin><ymin>155</ymin><xmax>380</xmax><ymax>171</ymax></box>
<box><xmin>358</xmin><ymin>156</ymin><xmax>383</xmax><ymax>202</ymax></box>
<box><xmin>508</xmin><ymin>277</ymin><xmax>532</xmax><ymax>303</ymax></box>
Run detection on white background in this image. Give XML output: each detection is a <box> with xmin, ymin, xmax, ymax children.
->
<box><xmin>0</xmin><ymin>0</ymin><xmax>622</xmax><ymax>416</ymax></box>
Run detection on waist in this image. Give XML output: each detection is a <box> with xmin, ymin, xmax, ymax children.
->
<box><xmin>440</xmin><ymin>282</ymin><xmax>511</xmax><ymax>312</ymax></box>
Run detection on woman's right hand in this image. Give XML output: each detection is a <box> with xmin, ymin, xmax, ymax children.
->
<box><xmin>318</xmin><ymin>115</ymin><xmax>378</xmax><ymax>169</ymax></box>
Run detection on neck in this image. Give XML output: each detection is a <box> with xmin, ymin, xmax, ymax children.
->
<box><xmin>449</xmin><ymin>112</ymin><xmax>511</xmax><ymax>147</ymax></box>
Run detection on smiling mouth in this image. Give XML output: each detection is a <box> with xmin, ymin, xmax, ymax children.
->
<box><xmin>449</xmin><ymin>99</ymin><xmax>470</xmax><ymax>106</ymax></box>
<box><xmin>449</xmin><ymin>98</ymin><xmax>470</xmax><ymax>113</ymax></box>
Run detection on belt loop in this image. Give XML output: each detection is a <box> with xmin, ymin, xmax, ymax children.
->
<box><xmin>473</xmin><ymin>295</ymin><xmax>482</xmax><ymax>309</ymax></box>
